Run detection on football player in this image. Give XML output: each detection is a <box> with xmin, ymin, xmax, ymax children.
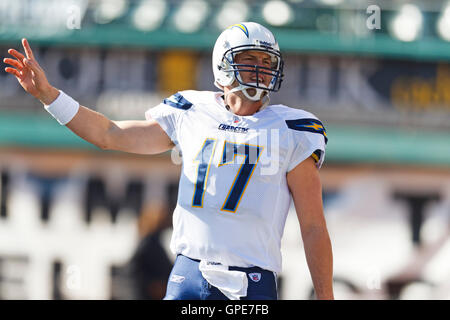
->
<box><xmin>4</xmin><ymin>22</ymin><xmax>334</xmax><ymax>300</ymax></box>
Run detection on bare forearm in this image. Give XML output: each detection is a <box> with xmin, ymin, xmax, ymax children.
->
<box><xmin>68</xmin><ymin>106</ymin><xmax>173</xmax><ymax>154</ymax></box>
<box><xmin>66</xmin><ymin>105</ymin><xmax>112</xmax><ymax>150</ymax></box>
<box><xmin>302</xmin><ymin>227</ymin><xmax>334</xmax><ymax>300</ymax></box>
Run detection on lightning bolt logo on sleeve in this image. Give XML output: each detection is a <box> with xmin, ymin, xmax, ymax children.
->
<box><xmin>163</xmin><ymin>92</ymin><xmax>193</xmax><ymax>110</ymax></box>
<box><xmin>285</xmin><ymin>118</ymin><xmax>328</xmax><ymax>144</ymax></box>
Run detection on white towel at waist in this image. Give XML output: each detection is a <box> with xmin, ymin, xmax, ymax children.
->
<box><xmin>199</xmin><ymin>260</ymin><xmax>248</xmax><ymax>300</ymax></box>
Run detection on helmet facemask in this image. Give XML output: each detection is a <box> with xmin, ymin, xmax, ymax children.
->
<box><xmin>220</xmin><ymin>45</ymin><xmax>284</xmax><ymax>102</ymax></box>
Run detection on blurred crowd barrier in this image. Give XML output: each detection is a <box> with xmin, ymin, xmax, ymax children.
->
<box><xmin>0</xmin><ymin>149</ymin><xmax>448</xmax><ymax>300</ymax></box>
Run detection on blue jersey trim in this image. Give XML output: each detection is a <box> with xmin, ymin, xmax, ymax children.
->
<box><xmin>285</xmin><ymin>118</ymin><xmax>328</xmax><ymax>144</ymax></box>
<box><xmin>163</xmin><ymin>92</ymin><xmax>193</xmax><ymax>110</ymax></box>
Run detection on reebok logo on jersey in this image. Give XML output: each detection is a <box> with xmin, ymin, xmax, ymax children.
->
<box><xmin>169</xmin><ymin>274</ymin><xmax>185</xmax><ymax>283</ymax></box>
<box><xmin>248</xmin><ymin>273</ymin><xmax>261</xmax><ymax>282</ymax></box>
<box><xmin>218</xmin><ymin>124</ymin><xmax>248</xmax><ymax>134</ymax></box>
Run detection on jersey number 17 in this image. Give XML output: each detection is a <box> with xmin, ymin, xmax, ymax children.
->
<box><xmin>192</xmin><ymin>138</ymin><xmax>263</xmax><ymax>213</ymax></box>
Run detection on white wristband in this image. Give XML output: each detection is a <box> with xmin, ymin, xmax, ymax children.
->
<box><xmin>44</xmin><ymin>90</ymin><xmax>80</xmax><ymax>125</ymax></box>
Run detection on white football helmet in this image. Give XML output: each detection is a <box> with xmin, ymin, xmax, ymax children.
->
<box><xmin>212</xmin><ymin>22</ymin><xmax>284</xmax><ymax>102</ymax></box>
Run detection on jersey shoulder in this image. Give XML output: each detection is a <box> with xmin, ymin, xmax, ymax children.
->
<box><xmin>267</xmin><ymin>104</ymin><xmax>320</xmax><ymax>121</ymax></box>
<box><xmin>161</xmin><ymin>90</ymin><xmax>217</xmax><ymax>111</ymax></box>
<box><xmin>175</xmin><ymin>90</ymin><xmax>219</xmax><ymax>106</ymax></box>
<box><xmin>268</xmin><ymin>104</ymin><xmax>328</xmax><ymax>143</ymax></box>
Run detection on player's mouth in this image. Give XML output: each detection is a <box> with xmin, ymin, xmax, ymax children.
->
<box><xmin>250</xmin><ymin>76</ymin><xmax>265</xmax><ymax>84</ymax></box>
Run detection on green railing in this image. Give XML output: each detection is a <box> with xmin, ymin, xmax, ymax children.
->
<box><xmin>1</xmin><ymin>112</ymin><xmax>449</xmax><ymax>167</ymax></box>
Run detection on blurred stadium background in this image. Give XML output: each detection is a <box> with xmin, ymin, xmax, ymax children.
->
<box><xmin>0</xmin><ymin>0</ymin><xmax>449</xmax><ymax>300</ymax></box>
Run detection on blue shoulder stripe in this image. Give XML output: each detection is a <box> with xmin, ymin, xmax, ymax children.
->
<box><xmin>285</xmin><ymin>118</ymin><xmax>328</xmax><ymax>144</ymax></box>
<box><xmin>163</xmin><ymin>92</ymin><xmax>193</xmax><ymax>110</ymax></box>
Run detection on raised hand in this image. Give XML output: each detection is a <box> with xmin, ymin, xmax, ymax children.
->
<box><xmin>3</xmin><ymin>38</ymin><xmax>59</xmax><ymax>105</ymax></box>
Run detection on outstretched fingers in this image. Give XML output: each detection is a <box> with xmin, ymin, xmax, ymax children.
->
<box><xmin>6</xmin><ymin>40</ymin><xmax>41</xmax><ymax>75</ymax></box>
<box><xmin>8</xmin><ymin>49</ymin><xmax>25</xmax><ymax>62</ymax></box>
<box><xmin>4</xmin><ymin>67</ymin><xmax>21</xmax><ymax>78</ymax></box>
<box><xmin>22</xmin><ymin>38</ymin><xmax>35</xmax><ymax>60</ymax></box>
<box><xmin>5</xmin><ymin>49</ymin><xmax>26</xmax><ymax>78</ymax></box>
<box><xmin>3</xmin><ymin>57</ymin><xmax>23</xmax><ymax>70</ymax></box>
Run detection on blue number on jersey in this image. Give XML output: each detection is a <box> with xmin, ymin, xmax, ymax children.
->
<box><xmin>192</xmin><ymin>138</ymin><xmax>217</xmax><ymax>207</ymax></box>
<box><xmin>219</xmin><ymin>142</ymin><xmax>262</xmax><ymax>212</ymax></box>
<box><xmin>191</xmin><ymin>139</ymin><xmax>262</xmax><ymax>212</ymax></box>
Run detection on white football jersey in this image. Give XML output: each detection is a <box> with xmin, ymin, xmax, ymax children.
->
<box><xmin>145</xmin><ymin>90</ymin><xmax>327</xmax><ymax>273</ymax></box>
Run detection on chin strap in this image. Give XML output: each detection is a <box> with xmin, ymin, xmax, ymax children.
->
<box><xmin>231</xmin><ymin>72</ymin><xmax>269</xmax><ymax>101</ymax></box>
<box><xmin>223</xmin><ymin>71</ymin><xmax>272</xmax><ymax>111</ymax></box>
<box><xmin>224</xmin><ymin>87</ymin><xmax>270</xmax><ymax>113</ymax></box>
<box><xmin>221</xmin><ymin>69</ymin><xmax>274</xmax><ymax>108</ymax></box>
<box><xmin>228</xmin><ymin>83</ymin><xmax>268</xmax><ymax>101</ymax></box>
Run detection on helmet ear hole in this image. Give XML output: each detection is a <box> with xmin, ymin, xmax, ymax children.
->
<box><xmin>218</xmin><ymin>61</ymin><xmax>226</xmax><ymax>71</ymax></box>
<box><xmin>220</xmin><ymin>58</ymin><xmax>231</xmax><ymax>70</ymax></box>
<box><xmin>215</xmin><ymin>58</ymin><xmax>235</xmax><ymax>87</ymax></box>
<box><xmin>217</xmin><ymin>73</ymin><xmax>235</xmax><ymax>87</ymax></box>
